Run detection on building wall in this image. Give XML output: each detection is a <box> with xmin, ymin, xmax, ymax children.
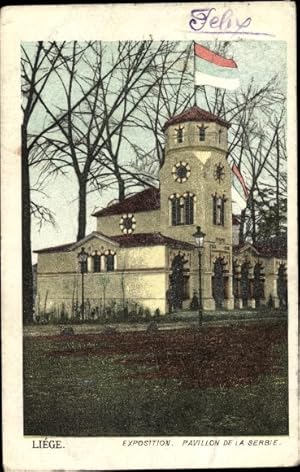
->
<box><xmin>35</xmin><ymin>116</ymin><xmax>287</xmax><ymax>317</ymax></box>
<box><xmin>36</xmin><ymin>241</ymin><xmax>168</xmax><ymax>316</ymax></box>
<box><xmin>164</xmin><ymin>121</ymin><xmax>228</xmax><ymax>154</ymax></box>
<box><xmin>233</xmin><ymin>247</ymin><xmax>287</xmax><ymax>308</ymax></box>
<box><xmin>160</xmin><ymin>120</ymin><xmax>234</xmax><ymax>310</ymax></box>
<box><xmin>36</xmin><ymin>271</ymin><xmax>168</xmax><ymax>317</ymax></box>
<box><xmin>160</xmin><ymin>120</ymin><xmax>232</xmax><ymax>245</ymax></box>
<box><xmin>96</xmin><ymin>210</ymin><xmax>160</xmax><ymax>236</ymax></box>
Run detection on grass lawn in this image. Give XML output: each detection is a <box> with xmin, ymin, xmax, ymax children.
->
<box><xmin>23</xmin><ymin>319</ymin><xmax>288</xmax><ymax>436</ymax></box>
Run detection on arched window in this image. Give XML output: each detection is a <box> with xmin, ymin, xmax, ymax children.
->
<box><xmin>184</xmin><ymin>192</ymin><xmax>195</xmax><ymax>225</ymax></box>
<box><xmin>212</xmin><ymin>194</ymin><xmax>225</xmax><ymax>226</ymax></box>
<box><xmin>105</xmin><ymin>251</ymin><xmax>116</xmax><ymax>272</ymax></box>
<box><xmin>170</xmin><ymin>193</ymin><xmax>195</xmax><ymax>226</ymax></box>
<box><xmin>93</xmin><ymin>253</ymin><xmax>101</xmax><ymax>273</ymax></box>
<box><xmin>175</xmin><ymin>126</ymin><xmax>184</xmax><ymax>143</ymax></box>
<box><xmin>218</xmin><ymin>129</ymin><xmax>222</xmax><ymax>144</ymax></box>
<box><xmin>170</xmin><ymin>194</ymin><xmax>182</xmax><ymax>225</ymax></box>
<box><xmin>198</xmin><ymin>124</ymin><xmax>208</xmax><ymax>142</ymax></box>
<box><xmin>170</xmin><ymin>254</ymin><xmax>190</xmax><ymax>308</ymax></box>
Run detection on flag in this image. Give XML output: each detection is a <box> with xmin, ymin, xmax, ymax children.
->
<box><xmin>194</xmin><ymin>43</ymin><xmax>240</xmax><ymax>90</ymax></box>
<box><xmin>231</xmin><ymin>163</ymin><xmax>249</xmax><ymax>199</ymax></box>
<box><xmin>227</xmin><ymin>156</ymin><xmax>249</xmax><ymax>209</ymax></box>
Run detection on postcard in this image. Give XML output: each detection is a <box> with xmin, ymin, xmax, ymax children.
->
<box><xmin>1</xmin><ymin>2</ymin><xmax>298</xmax><ymax>469</ymax></box>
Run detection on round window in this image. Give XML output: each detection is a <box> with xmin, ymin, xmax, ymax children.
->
<box><xmin>172</xmin><ymin>161</ymin><xmax>191</xmax><ymax>183</ymax></box>
<box><xmin>119</xmin><ymin>214</ymin><xmax>136</xmax><ymax>234</ymax></box>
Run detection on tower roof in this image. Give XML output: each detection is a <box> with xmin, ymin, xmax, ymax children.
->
<box><xmin>163</xmin><ymin>105</ymin><xmax>231</xmax><ymax>131</ymax></box>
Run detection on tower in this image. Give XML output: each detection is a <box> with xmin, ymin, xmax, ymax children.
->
<box><xmin>160</xmin><ymin>106</ymin><xmax>234</xmax><ymax>310</ymax></box>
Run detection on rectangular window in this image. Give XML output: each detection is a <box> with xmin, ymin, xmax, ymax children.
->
<box><xmin>199</xmin><ymin>127</ymin><xmax>205</xmax><ymax>141</ymax></box>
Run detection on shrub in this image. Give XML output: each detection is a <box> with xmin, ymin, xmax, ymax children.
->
<box><xmin>60</xmin><ymin>326</ymin><xmax>75</xmax><ymax>336</ymax></box>
<box><xmin>144</xmin><ymin>308</ymin><xmax>151</xmax><ymax>321</ymax></box>
<box><xmin>153</xmin><ymin>308</ymin><xmax>161</xmax><ymax>321</ymax></box>
<box><xmin>147</xmin><ymin>321</ymin><xmax>158</xmax><ymax>333</ymax></box>
<box><xmin>103</xmin><ymin>326</ymin><xmax>118</xmax><ymax>335</ymax></box>
<box><xmin>137</xmin><ymin>306</ymin><xmax>145</xmax><ymax>319</ymax></box>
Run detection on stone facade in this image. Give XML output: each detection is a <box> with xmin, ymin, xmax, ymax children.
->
<box><xmin>35</xmin><ymin>106</ymin><xmax>287</xmax><ymax>318</ymax></box>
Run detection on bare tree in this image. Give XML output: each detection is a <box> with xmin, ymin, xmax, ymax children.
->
<box><xmin>119</xmin><ymin>40</ymin><xmax>286</xmax><ymax>246</ymax></box>
<box><xmin>124</xmin><ymin>42</ymin><xmax>194</xmax><ymax>176</ymax></box>
<box><xmin>32</xmin><ymin>41</ymin><xmax>187</xmax><ymax>240</ymax></box>
<box><xmin>21</xmin><ymin>41</ymin><xmax>67</xmax><ymax>323</ymax></box>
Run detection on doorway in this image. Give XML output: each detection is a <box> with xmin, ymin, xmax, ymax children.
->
<box><xmin>170</xmin><ymin>254</ymin><xmax>186</xmax><ymax>310</ymax></box>
<box><xmin>241</xmin><ymin>262</ymin><xmax>250</xmax><ymax>307</ymax></box>
<box><xmin>212</xmin><ymin>257</ymin><xmax>226</xmax><ymax>309</ymax></box>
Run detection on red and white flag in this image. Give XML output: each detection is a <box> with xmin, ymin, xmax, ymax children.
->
<box><xmin>227</xmin><ymin>156</ymin><xmax>249</xmax><ymax>209</ymax></box>
<box><xmin>194</xmin><ymin>43</ymin><xmax>240</xmax><ymax>90</ymax></box>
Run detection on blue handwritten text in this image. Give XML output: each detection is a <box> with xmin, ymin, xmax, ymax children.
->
<box><xmin>190</xmin><ymin>8</ymin><xmax>252</xmax><ymax>34</ymax></box>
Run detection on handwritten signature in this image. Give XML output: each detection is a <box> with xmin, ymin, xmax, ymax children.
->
<box><xmin>189</xmin><ymin>8</ymin><xmax>252</xmax><ymax>34</ymax></box>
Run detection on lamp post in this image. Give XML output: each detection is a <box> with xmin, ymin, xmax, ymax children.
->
<box><xmin>78</xmin><ymin>247</ymin><xmax>88</xmax><ymax>321</ymax></box>
<box><xmin>192</xmin><ymin>226</ymin><xmax>206</xmax><ymax>327</ymax></box>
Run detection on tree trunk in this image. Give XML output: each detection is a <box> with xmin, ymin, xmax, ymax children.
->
<box><xmin>251</xmin><ymin>196</ymin><xmax>256</xmax><ymax>244</ymax></box>
<box><xmin>117</xmin><ymin>173</ymin><xmax>125</xmax><ymax>201</ymax></box>
<box><xmin>22</xmin><ymin>124</ymin><xmax>33</xmax><ymax>324</ymax></box>
<box><xmin>275</xmin><ymin>131</ymin><xmax>280</xmax><ymax>237</ymax></box>
<box><xmin>77</xmin><ymin>178</ymin><xmax>87</xmax><ymax>241</ymax></box>
<box><xmin>239</xmin><ymin>209</ymin><xmax>246</xmax><ymax>245</ymax></box>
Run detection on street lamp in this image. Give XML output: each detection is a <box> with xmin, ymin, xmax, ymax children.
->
<box><xmin>192</xmin><ymin>226</ymin><xmax>206</xmax><ymax>327</ymax></box>
<box><xmin>78</xmin><ymin>247</ymin><xmax>88</xmax><ymax>321</ymax></box>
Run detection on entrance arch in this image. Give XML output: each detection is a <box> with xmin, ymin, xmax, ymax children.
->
<box><xmin>241</xmin><ymin>262</ymin><xmax>250</xmax><ymax>307</ymax></box>
<box><xmin>253</xmin><ymin>262</ymin><xmax>265</xmax><ymax>308</ymax></box>
<box><xmin>212</xmin><ymin>257</ymin><xmax>226</xmax><ymax>309</ymax></box>
<box><xmin>170</xmin><ymin>254</ymin><xmax>187</xmax><ymax>310</ymax></box>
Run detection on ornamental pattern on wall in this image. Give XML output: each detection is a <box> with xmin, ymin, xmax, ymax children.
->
<box><xmin>172</xmin><ymin>161</ymin><xmax>191</xmax><ymax>183</ymax></box>
<box><xmin>214</xmin><ymin>162</ymin><xmax>225</xmax><ymax>183</ymax></box>
<box><xmin>119</xmin><ymin>213</ymin><xmax>136</xmax><ymax>234</ymax></box>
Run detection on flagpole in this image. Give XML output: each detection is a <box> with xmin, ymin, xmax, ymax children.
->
<box><xmin>193</xmin><ymin>41</ymin><xmax>197</xmax><ymax>106</ymax></box>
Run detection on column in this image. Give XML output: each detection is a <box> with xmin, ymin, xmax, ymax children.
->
<box><xmin>202</xmin><ymin>271</ymin><xmax>216</xmax><ymax>311</ymax></box>
<box><xmin>248</xmin><ymin>266</ymin><xmax>256</xmax><ymax>309</ymax></box>
<box><xmin>224</xmin><ymin>273</ymin><xmax>234</xmax><ymax>310</ymax></box>
<box><xmin>234</xmin><ymin>265</ymin><xmax>243</xmax><ymax>308</ymax></box>
<box><xmin>87</xmin><ymin>255</ymin><xmax>93</xmax><ymax>272</ymax></box>
<box><xmin>101</xmin><ymin>254</ymin><xmax>106</xmax><ymax>272</ymax></box>
<box><xmin>272</xmin><ymin>275</ymin><xmax>280</xmax><ymax>308</ymax></box>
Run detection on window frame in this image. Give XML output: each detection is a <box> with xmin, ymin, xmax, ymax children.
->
<box><xmin>169</xmin><ymin>192</ymin><xmax>195</xmax><ymax>226</ymax></box>
<box><xmin>175</xmin><ymin>126</ymin><xmax>184</xmax><ymax>144</ymax></box>
<box><xmin>106</xmin><ymin>252</ymin><xmax>115</xmax><ymax>272</ymax></box>
<box><xmin>212</xmin><ymin>193</ymin><xmax>226</xmax><ymax>226</ymax></box>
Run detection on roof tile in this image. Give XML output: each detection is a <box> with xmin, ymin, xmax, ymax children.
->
<box><xmin>111</xmin><ymin>232</ymin><xmax>195</xmax><ymax>249</ymax></box>
<box><xmin>163</xmin><ymin>106</ymin><xmax>231</xmax><ymax>131</ymax></box>
<box><xmin>92</xmin><ymin>187</ymin><xmax>160</xmax><ymax>217</ymax></box>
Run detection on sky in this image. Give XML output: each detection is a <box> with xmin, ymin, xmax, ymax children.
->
<box><xmin>25</xmin><ymin>40</ymin><xmax>287</xmax><ymax>262</ymax></box>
